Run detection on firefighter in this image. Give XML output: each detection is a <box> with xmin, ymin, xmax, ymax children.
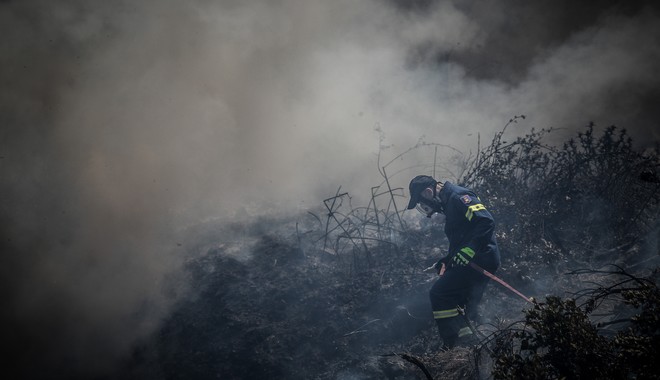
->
<box><xmin>406</xmin><ymin>175</ymin><xmax>501</xmax><ymax>349</ymax></box>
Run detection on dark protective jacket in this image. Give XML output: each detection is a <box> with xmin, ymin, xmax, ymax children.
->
<box><xmin>438</xmin><ymin>181</ymin><xmax>500</xmax><ymax>271</ymax></box>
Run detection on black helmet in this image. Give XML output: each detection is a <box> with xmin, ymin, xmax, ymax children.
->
<box><xmin>406</xmin><ymin>175</ymin><xmax>437</xmax><ymax>209</ymax></box>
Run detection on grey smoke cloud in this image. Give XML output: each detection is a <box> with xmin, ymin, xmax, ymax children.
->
<box><xmin>1</xmin><ymin>0</ymin><xmax>659</xmax><ymax>376</ymax></box>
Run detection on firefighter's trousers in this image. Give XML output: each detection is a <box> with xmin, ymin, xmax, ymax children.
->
<box><xmin>429</xmin><ymin>263</ymin><xmax>494</xmax><ymax>348</ymax></box>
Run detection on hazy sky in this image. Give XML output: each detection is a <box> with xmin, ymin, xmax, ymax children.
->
<box><xmin>2</xmin><ymin>0</ymin><xmax>659</xmax><ymax>376</ymax></box>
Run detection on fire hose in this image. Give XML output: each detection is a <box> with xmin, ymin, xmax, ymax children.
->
<box><xmin>431</xmin><ymin>261</ymin><xmax>534</xmax><ymax>304</ymax></box>
<box><xmin>468</xmin><ymin>262</ymin><xmax>534</xmax><ymax>304</ymax></box>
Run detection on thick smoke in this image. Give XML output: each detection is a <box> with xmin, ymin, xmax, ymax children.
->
<box><xmin>1</xmin><ymin>0</ymin><xmax>659</xmax><ymax>376</ymax></box>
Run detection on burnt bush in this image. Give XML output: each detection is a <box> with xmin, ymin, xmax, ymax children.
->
<box><xmin>461</xmin><ymin>120</ymin><xmax>660</xmax><ymax>268</ymax></box>
<box><xmin>490</xmin><ymin>268</ymin><xmax>660</xmax><ymax>380</ymax></box>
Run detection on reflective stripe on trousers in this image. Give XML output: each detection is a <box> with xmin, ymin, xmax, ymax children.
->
<box><xmin>433</xmin><ymin>308</ymin><xmax>459</xmax><ymax>319</ymax></box>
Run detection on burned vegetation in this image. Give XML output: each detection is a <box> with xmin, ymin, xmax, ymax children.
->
<box><xmin>120</xmin><ymin>122</ymin><xmax>660</xmax><ymax>379</ymax></box>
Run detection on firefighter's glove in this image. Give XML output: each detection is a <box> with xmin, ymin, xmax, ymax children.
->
<box><xmin>452</xmin><ymin>247</ymin><xmax>476</xmax><ymax>267</ymax></box>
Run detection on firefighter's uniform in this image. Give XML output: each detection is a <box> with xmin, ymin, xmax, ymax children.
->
<box><xmin>430</xmin><ymin>181</ymin><xmax>500</xmax><ymax>348</ymax></box>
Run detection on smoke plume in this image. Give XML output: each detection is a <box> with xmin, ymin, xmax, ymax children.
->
<box><xmin>1</xmin><ymin>0</ymin><xmax>659</xmax><ymax>376</ymax></box>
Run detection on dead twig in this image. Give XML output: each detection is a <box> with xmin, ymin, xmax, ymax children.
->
<box><xmin>342</xmin><ymin>319</ymin><xmax>381</xmax><ymax>337</ymax></box>
<box><xmin>380</xmin><ymin>352</ymin><xmax>434</xmax><ymax>380</ymax></box>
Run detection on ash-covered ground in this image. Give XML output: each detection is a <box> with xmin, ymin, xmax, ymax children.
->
<box><xmin>113</xmin><ymin>214</ymin><xmax>529</xmax><ymax>380</ymax></box>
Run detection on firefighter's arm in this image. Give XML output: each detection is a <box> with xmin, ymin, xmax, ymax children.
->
<box><xmin>452</xmin><ymin>203</ymin><xmax>495</xmax><ymax>267</ymax></box>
